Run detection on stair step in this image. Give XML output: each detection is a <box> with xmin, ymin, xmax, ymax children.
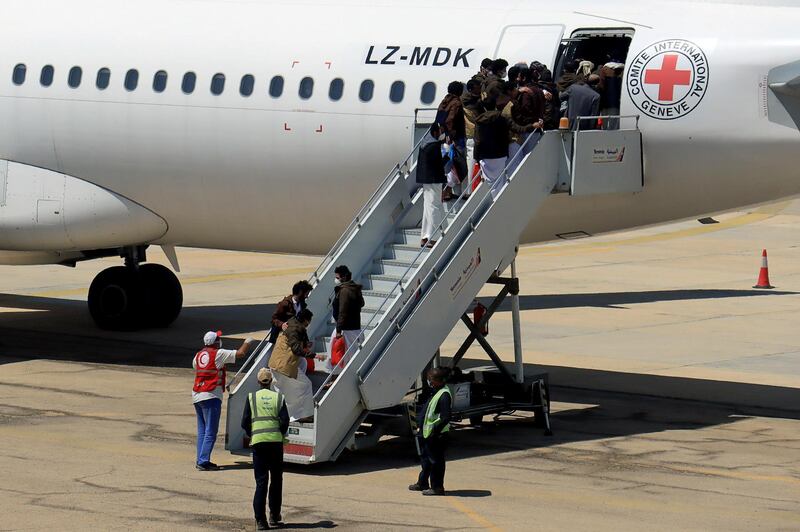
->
<box><xmin>372</xmin><ymin>258</ymin><xmax>422</xmax><ymax>277</ymax></box>
<box><xmin>363</xmin><ymin>288</ymin><xmax>401</xmax><ymax>309</ymax></box>
<box><xmin>363</xmin><ymin>274</ymin><xmax>407</xmax><ymax>292</ymax></box>
<box><xmin>394</xmin><ymin>227</ymin><xmax>422</xmax><ymax>244</ymax></box>
<box><xmin>384</xmin><ymin>243</ymin><xmax>429</xmax><ymax>261</ymax></box>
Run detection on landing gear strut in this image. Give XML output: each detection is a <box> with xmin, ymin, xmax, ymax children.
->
<box><xmin>87</xmin><ymin>246</ymin><xmax>183</xmax><ymax>330</ymax></box>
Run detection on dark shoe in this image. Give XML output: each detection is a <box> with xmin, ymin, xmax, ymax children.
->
<box><xmin>196</xmin><ymin>462</ymin><xmax>219</xmax><ymax>471</ymax></box>
<box><xmin>268</xmin><ymin>513</ymin><xmax>283</xmax><ymax>526</ymax></box>
<box><xmin>420</xmin><ymin>238</ymin><xmax>428</xmax><ymax>248</ymax></box>
<box><xmin>425</xmin><ymin>240</ymin><xmax>437</xmax><ymax>248</ymax></box>
<box><xmin>422</xmin><ymin>488</ymin><xmax>445</xmax><ymax>496</ymax></box>
<box><xmin>255</xmin><ymin>519</ymin><xmax>269</xmax><ymax>530</ymax></box>
<box><xmin>408</xmin><ymin>483</ymin><xmax>428</xmax><ymax>492</ymax></box>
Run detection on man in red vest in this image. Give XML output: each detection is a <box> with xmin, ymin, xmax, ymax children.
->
<box><xmin>193</xmin><ymin>330</ymin><xmax>254</xmax><ymax>471</ymax></box>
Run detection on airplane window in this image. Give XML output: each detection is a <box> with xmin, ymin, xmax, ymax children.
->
<box><xmin>68</xmin><ymin>66</ymin><xmax>82</xmax><ymax>88</ymax></box>
<box><xmin>240</xmin><ymin>74</ymin><xmax>255</xmax><ymax>97</ymax></box>
<box><xmin>96</xmin><ymin>68</ymin><xmax>111</xmax><ymax>90</ymax></box>
<box><xmin>12</xmin><ymin>64</ymin><xmax>26</xmax><ymax>86</ymax></box>
<box><xmin>182</xmin><ymin>72</ymin><xmax>196</xmax><ymax>94</ymax></box>
<box><xmin>359</xmin><ymin>79</ymin><xmax>375</xmax><ymax>102</ymax></box>
<box><xmin>299</xmin><ymin>77</ymin><xmax>314</xmax><ymax>100</ymax></box>
<box><xmin>211</xmin><ymin>73</ymin><xmax>226</xmax><ymax>95</ymax></box>
<box><xmin>40</xmin><ymin>65</ymin><xmax>54</xmax><ymax>87</ymax></box>
<box><xmin>329</xmin><ymin>78</ymin><xmax>344</xmax><ymax>101</ymax></box>
<box><xmin>269</xmin><ymin>75</ymin><xmax>284</xmax><ymax>98</ymax></box>
<box><xmin>153</xmin><ymin>70</ymin><xmax>168</xmax><ymax>93</ymax></box>
<box><xmin>389</xmin><ymin>80</ymin><xmax>405</xmax><ymax>103</ymax></box>
<box><xmin>124</xmin><ymin>69</ymin><xmax>139</xmax><ymax>91</ymax></box>
<box><xmin>11</xmin><ymin>64</ymin><xmax>26</xmax><ymax>86</ymax></box>
<box><xmin>420</xmin><ymin>82</ymin><xmax>436</xmax><ymax>104</ymax></box>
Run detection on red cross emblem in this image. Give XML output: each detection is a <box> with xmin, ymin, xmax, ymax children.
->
<box><xmin>644</xmin><ymin>54</ymin><xmax>692</xmax><ymax>101</ymax></box>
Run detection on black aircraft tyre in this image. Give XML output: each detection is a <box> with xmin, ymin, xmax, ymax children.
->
<box><xmin>88</xmin><ymin>266</ymin><xmax>145</xmax><ymax>330</ymax></box>
<box><xmin>140</xmin><ymin>263</ymin><xmax>183</xmax><ymax>328</ymax></box>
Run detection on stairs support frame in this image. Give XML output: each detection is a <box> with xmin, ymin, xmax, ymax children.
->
<box><xmin>450</xmin><ymin>271</ymin><xmax>523</xmax><ymax>384</ymax></box>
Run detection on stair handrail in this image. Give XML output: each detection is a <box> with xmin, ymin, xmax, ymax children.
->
<box><xmin>309</xmin><ymin>128</ymin><xmax>432</xmax><ymax>286</ymax></box>
<box><xmin>313</xmin><ymin>132</ymin><xmax>533</xmax><ymax>400</ymax></box>
<box><xmin>227</xmin><ymin>336</ymin><xmax>271</xmax><ymax>392</ymax></box>
<box><xmin>355</xmin><ymin>130</ymin><xmax>544</xmax><ymax>380</ymax></box>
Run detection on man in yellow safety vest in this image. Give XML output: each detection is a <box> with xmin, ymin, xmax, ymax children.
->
<box><xmin>409</xmin><ymin>367</ymin><xmax>452</xmax><ymax>496</ymax></box>
<box><xmin>242</xmin><ymin>368</ymin><xmax>289</xmax><ymax>530</ymax></box>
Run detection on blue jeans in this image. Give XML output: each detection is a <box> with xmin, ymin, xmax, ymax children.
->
<box><xmin>194</xmin><ymin>398</ymin><xmax>222</xmax><ymax>465</ymax></box>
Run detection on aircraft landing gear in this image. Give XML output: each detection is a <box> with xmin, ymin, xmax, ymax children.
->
<box><xmin>87</xmin><ymin>246</ymin><xmax>183</xmax><ymax>330</ymax></box>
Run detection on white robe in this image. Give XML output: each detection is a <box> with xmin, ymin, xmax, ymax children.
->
<box><xmin>480</xmin><ymin>157</ymin><xmax>508</xmax><ymax>199</ymax></box>
<box><xmin>421</xmin><ymin>184</ymin><xmax>445</xmax><ymax>240</ymax></box>
<box><xmin>271</xmin><ymin>367</ymin><xmax>314</xmax><ymax>421</ymax></box>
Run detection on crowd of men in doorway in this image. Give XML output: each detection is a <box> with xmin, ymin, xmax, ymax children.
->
<box><xmin>415</xmin><ymin>55</ymin><xmax>625</xmax><ymax>247</ymax></box>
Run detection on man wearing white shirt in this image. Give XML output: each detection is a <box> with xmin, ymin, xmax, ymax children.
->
<box><xmin>192</xmin><ymin>330</ymin><xmax>253</xmax><ymax>471</ymax></box>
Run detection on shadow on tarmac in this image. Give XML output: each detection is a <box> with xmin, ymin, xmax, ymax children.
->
<box><xmin>2</xmin><ymin>288</ymin><xmax>796</xmax><ymax>368</ymax></box>
<box><xmin>2</xmin><ymin>290</ymin><xmax>799</xmax><ymax>479</ymax></box>
<box><xmin>276</xmin><ymin>521</ymin><xmax>337</xmax><ymax>529</ymax></box>
<box><xmin>284</xmin><ymin>358</ymin><xmax>800</xmax><ymax>477</ymax></box>
<box><xmin>479</xmin><ymin>288</ymin><xmax>798</xmax><ymax>311</ymax></box>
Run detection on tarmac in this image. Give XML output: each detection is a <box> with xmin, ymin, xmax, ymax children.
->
<box><xmin>1</xmin><ymin>200</ymin><xmax>800</xmax><ymax>531</ymax></box>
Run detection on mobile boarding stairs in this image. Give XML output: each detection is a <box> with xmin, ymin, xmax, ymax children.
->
<box><xmin>225</xmin><ymin>116</ymin><xmax>643</xmax><ymax>464</ymax></box>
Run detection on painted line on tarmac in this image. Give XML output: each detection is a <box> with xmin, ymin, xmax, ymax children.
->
<box><xmin>28</xmin><ymin>265</ymin><xmax>313</xmax><ymax>298</ymax></box>
<box><xmin>521</xmin><ymin>202</ymin><xmax>788</xmax><ymax>257</ymax></box>
<box><xmin>447</xmin><ymin>498</ymin><xmax>503</xmax><ymax>531</ymax></box>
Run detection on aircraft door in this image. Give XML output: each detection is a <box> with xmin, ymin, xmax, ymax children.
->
<box><xmin>494</xmin><ymin>25</ymin><xmax>566</xmax><ymax>70</ymax></box>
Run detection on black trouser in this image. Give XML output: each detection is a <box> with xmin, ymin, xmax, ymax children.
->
<box><xmin>252</xmin><ymin>442</ymin><xmax>283</xmax><ymax>521</ymax></box>
<box><xmin>418</xmin><ymin>434</ymin><xmax>448</xmax><ymax>490</ymax></box>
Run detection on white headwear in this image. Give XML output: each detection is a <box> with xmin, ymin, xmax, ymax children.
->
<box><xmin>203</xmin><ymin>330</ymin><xmax>223</xmax><ymax>346</ymax></box>
<box><xmin>577</xmin><ymin>60</ymin><xmax>595</xmax><ymax>77</ymax></box>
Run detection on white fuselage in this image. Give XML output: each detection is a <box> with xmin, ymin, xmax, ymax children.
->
<box><xmin>1</xmin><ymin>0</ymin><xmax>799</xmax><ymax>260</ymax></box>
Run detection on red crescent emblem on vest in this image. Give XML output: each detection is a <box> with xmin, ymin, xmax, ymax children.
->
<box><xmin>199</xmin><ymin>352</ymin><xmax>210</xmax><ymax>367</ymax></box>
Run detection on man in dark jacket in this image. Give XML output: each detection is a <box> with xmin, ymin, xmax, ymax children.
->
<box><xmin>508</xmin><ymin>68</ymin><xmax>545</xmax><ymax>171</ymax></box>
<box><xmin>561</xmin><ymin>75</ymin><xmax>601</xmax><ymax>130</ymax></box>
<box><xmin>475</xmin><ymin>99</ymin><xmax>536</xmax><ymax>199</ymax></box>
<box><xmin>481</xmin><ymin>58</ymin><xmax>508</xmax><ymax>105</ymax></box>
<box><xmin>471</xmin><ymin>57</ymin><xmax>493</xmax><ymax>87</ymax></box>
<box><xmin>415</xmin><ymin>123</ymin><xmax>448</xmax><ymax>246</ymax></box>
<box><xmin>436</xmin><ymin>81</ymin><xmax>466</xmax><ymax>146</ymax></box>
<box><xmin>557</xmin><ymin>59</ymin><xmax>581</xmax><ymax>92</ymax></box>
<box><xmin>408</xmin><ymin>367</ymin><xmax>452</xmax><ymax>496</ymax></box>
<box><xmin>461</xmin><ymin>79</ymin><xmax>483</xmax><ymax>141</ymax></box>
<box><xmin>536</xmin><ymin>68</ymin><xmax>561</xmax><ymax>130</ymax></box>
<box><xmin>436</xmin><ymin>81</ymin><xmax>467</xmax><ymax>201</ymax></box>
<box><xmin>331</xmin><ymin>265</ymin><xmax>365</xmax><ymax>369</ymax></box>
<box><xmin>269</xmin><ymin>280</ymin><xmax>312</xmax><ymax>343</ymax></box>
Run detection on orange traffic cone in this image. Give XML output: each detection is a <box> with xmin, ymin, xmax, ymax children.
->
<box><xmin>753</xmin><ymin>249</ymin><xmax>774</xmax><ymax>289</ymax></box>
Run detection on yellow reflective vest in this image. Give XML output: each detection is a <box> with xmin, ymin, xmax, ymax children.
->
<box><xmin>422</xmin><ymin>386</ymin><xmax>452</xmax><ymax>439</ymax></box>
<box><xmin>249</xmin><ymin>389</ymin><xmax>284</xmax><ymax>445</ymax></box>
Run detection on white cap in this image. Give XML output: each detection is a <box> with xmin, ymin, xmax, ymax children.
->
<box><xmin>203</xmin><ymin>330</ymin><xmax>223</xmax><ymax>346</ymax></box>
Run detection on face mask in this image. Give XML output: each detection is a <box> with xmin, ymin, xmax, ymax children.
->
<box><xmin>334</xmin><ymin>278</ymin><xmax>342</xmax><ymax>286</ymax></box>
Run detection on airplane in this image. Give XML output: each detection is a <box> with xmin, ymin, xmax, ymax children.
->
<box><xmin>1</xmin><ymin>0</ymin><xmax>799</xmax><ymax>330</ymax></box>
